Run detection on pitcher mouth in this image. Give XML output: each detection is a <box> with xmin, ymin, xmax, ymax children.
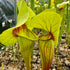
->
<box><xmin>38</xmin><ymin>32</ymin><xmax>55</xmax><ymax>41</ymax></box>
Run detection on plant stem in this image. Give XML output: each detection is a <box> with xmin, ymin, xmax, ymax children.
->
<box><xmin>57</xmin><ymin>16</ymin><xmax>65</xmax><ymax>52</ymax></box>
<box><xmin>67</xmin><ymin>0</ymin><xmax>69</xmax><ymax>35</ymax></box>
<box><xmin>41</xmin><ymin>0</ymin><xmax>45</xmax><ymax>11</ymax></box>
<box><xmin>2</xmin><ymin>63</ymin><xmax>3</xmax><ymax>70</ymax></box>
<box><xmin>42</xmin><ymin>0</ymin><xmax>45</xmax><ymax>6</ymax></box>
<box><xmin>12</xmin><ymin>45</ymin><xmax>15</xmax><ymax>62</ymax></box>
<box><xmin>31</xmin><ymin>0</ymin><xmax>34</xmax><ymax>11</ymax></box>
<box><xmin>66</xmin><ymin>0</ymin><xmax>70</xmax><ymax>45</ymax></box>
<box><xmin>48</xmin><ymin>0</ymin><xmax>51</xmax><ymax>8</ymax></box>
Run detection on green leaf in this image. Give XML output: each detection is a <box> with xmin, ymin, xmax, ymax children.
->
<box><xmin>26</xmin><ymin>7</ymin><xmax>35</xmax><ymax>28</ymax></box>
<box><xmin>27</xmin><ymin>9</ymin><xmax>62</xmax><ymax>46</ymax></box>
<box><xmin>27</xmin><ymin>9</ymin><xmax>56</xmax><ymax>30</ymax></box>
<box><xmin>17</xmin><ymin>24</ymin><xmax>38</xmax><ymax>41</ymax></box>
<box><xmin>0</xmin><ymin>5</ymin><xmax>37</xmax><ymax>46</ymax></box>
<box><xmin>18</xmin><ymin>37</ymin><xmax>34</xmax><ymax>70</ymax></box>
<box><xmin>0</xmin><ymin>28</ymin><xmax>17</xmax><ymax>46</ymax></box>
<box><xmin>16</xmin><ymin>0</ymin><xmax>29</xmax><ymax>27</ymax></box>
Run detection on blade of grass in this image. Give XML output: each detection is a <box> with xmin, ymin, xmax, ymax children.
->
<box><xmin>42</xmin><ymin>0</ymin><xmax>45</xmax><ymax>10</ymax></box>
<box><xmin>57</xmin><ymin>16</ymin><xmax>65</xmax><ymax>52</ymax></box>
<box><xmin>31</xmin><ymin>0</ymin><xmax>34</xmax><ymax>11</ymax></box>
<box><xmin>66</xmin><ymin>0</ymin><xmax>70</xmax><ymax>45</ymax></box>
<box><xmin>48</xmin><ymin>0</ymin><xmax>51</xmax><ymax>8</ymax></box>
<box><xmin>67</xmin><ymin>0</ymin><xmax>69</xmax><ymax>35</ymax></box>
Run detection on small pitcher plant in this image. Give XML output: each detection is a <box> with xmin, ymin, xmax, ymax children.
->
<box><xmin>0</xmin><ymin>0</ymin><xmax>62</xmax><ymax>70</ymax></box>
<box><xmin>28</xmin><ymin>8</ymin><xmax>62</xmax><ymax>70</ymax></box>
